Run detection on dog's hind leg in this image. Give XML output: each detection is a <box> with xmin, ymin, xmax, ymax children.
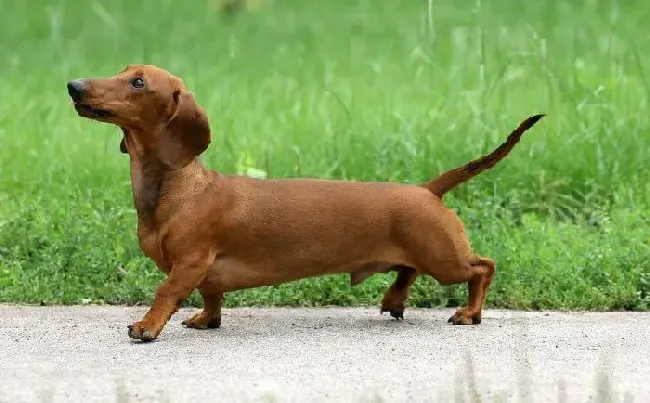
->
<box><xmin>182</xmin><ymin>271</ymin><xmax>223</xmax><ymax>329</ymax></box>
<box><xmin>380</xmin><ymin>267</ymin><xmax>418</xmax><ymax>320</ymax></box>
<box><xmin>445</xmin><ymin>256</ymin><xmax>495</xmax><ymax>325</ymax></box>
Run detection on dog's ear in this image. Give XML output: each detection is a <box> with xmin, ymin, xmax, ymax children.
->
<box><xmin>156</xmin><ymin>90</ymin><xmax>211</xmax><ymax>169</ymax></box>
<box><xmin>119</xmin><ymin>128</ymin><xmax>129</xmax><ymax>154</ymax></box>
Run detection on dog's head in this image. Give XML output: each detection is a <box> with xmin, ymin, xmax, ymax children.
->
<box><xmin>67</xmin><ymin>64</ymin><xmax>211</xmax><ymax>169</ymax></box>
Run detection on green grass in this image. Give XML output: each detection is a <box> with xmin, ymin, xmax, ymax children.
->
<box><xmin>0</xmin><ymin>0</ymin><xmax>649</xmax><ymax>310</ymax></box>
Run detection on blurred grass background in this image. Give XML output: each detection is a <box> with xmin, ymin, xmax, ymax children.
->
<box><xmin>0</xmin><ymin>0</ymin><xmax>648</xmax><ymax>310</ymax></box>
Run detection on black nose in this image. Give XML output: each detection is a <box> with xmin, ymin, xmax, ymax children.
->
<box><xmin>67</xmin><ymin>79</ymin><xmax>86</xmax><ymax>102</ymax></box>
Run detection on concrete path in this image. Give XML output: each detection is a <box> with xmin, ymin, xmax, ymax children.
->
<box><xmin>1</xmin><ymin>305</ymin><xmax>649</xmax><ymax>403</ymax></box>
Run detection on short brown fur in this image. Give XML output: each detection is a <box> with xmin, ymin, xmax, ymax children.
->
<box><xmin>67</xmin><ymin>65</ymin><xmax>544</xmax><ymax>341</ymax></box>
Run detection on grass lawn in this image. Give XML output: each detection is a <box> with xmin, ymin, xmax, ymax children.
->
<box><xmin>0</xmin><ymin>0</ymin><xmax>648</xmax><ymax>310</ymax></box>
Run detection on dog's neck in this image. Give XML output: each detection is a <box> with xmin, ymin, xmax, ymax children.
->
<box><xmin>129</xmin><ymin>154</ymin><xmax>165</xmax><ymax>223</ymax></box>
<box><xmin>122</xmin><ymin>127</ymin><xmax>212</xmax><ymax>228</ymax></box>
<box><xmin>125</xmin><ymin>147</ymin><xmax>202</xmax><ymax>229</ymax></box>
<box><xmin>128</xmin><ymin>155</ymin><xmax>210</xmax><ymax>226</ymax></box>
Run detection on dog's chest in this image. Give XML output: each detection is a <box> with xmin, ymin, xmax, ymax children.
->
<box><xmin>137</xmin><ymin>226</ymin><xmax>170</xmax><ymax>274</ymax></box>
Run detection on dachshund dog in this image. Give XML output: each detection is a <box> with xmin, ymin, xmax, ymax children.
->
<box><xmin>67</xmin><ymin>64</ymin><xmax>544</xmax><ymax>341</ymax></box>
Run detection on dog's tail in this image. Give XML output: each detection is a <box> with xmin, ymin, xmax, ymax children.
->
<box><xmin>422</xmin><ymin>114</ymin><xmax>545</xmax><ymax>198</ymax></box>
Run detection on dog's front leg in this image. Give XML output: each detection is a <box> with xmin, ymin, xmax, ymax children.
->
<box><xmin>182</xmin><ymin>271</ymin><xmax>224</xmax><ymax>329</ymax></box>
<box><xmin>128</xmin><ymin>260</ymin><xmax>211</xmax><ymax>342</ymax></box>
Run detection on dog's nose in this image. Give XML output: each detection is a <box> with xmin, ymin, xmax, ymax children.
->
<box><xmin>67</xmin><ymin>79</ymin><xmax>86</xmax><ymax>102</ymax></box>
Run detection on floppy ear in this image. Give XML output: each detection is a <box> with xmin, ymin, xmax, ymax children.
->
<box><xmin>156</xmin><ymin>90</ymin><xmax>211</xmax><ymax>169</ymax></box>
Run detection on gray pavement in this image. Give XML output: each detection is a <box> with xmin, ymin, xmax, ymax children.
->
<box><xmin>1</xmin><ymin>305</ymin><xmax>649</xmax><ymax>403</ymax></box>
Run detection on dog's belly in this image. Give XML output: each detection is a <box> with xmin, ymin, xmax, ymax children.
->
<box><xmin>211</xmin><ymin>246</ymin><xmax>410</xmax><ymax>292</ymax></box>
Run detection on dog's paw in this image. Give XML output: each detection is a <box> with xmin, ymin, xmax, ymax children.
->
<box><xmin>181</xmin><ymin>311</ymin><xmax>221</xmax><ymax>329</ymax></box>
<box><xmin>380</xmin><ymin>308</ymin><xmax>404</xmax><ymax>320</ymax></box>
<box><xmin>447</xmin><ymin>309</ymin><xmax>481</xmax><ymax>325</ymax></box>
<box><xmin>127</xmin><ymin>321</ymin><xmax>157</xmax><ymax>342</ymax></box>
<box><xmin>380</xmin><ymin>298</ymin><xmax>405</xmax><ymax>320</ymax></box>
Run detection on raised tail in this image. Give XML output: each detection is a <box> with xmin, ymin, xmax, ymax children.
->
<box><xmin>423</xmin><ymin>114</ymin><xmax>545</xmax><ymax>198</ymax></box>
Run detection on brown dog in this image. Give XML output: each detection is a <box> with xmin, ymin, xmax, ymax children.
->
<box><xmin>67</xmin><ymin>64</ymin><xmax>544</xmax><ymax>342</ymax></box>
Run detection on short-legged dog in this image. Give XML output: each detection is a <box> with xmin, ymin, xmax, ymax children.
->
<box><xmin>67</xmin><ymin>64</ymin><xmax>544</xmax><ymax>341</ymax></box>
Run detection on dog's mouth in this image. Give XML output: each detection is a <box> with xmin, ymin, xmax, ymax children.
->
<box><xmin>73</xmin><ymin>103</ymin><xmax>115</xmax><ymax>119</ymax></box>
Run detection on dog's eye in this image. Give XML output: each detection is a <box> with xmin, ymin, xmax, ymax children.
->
<box><xmin>131</xmin><ymin>78</ymin><xmax>145</xmax><ymax>89</ymax></box>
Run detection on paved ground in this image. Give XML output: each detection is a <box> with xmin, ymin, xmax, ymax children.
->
<box><xmin>1</xmin><ymin>306</ymin><xmax>649</xmax><ymax>403</ymax></box>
